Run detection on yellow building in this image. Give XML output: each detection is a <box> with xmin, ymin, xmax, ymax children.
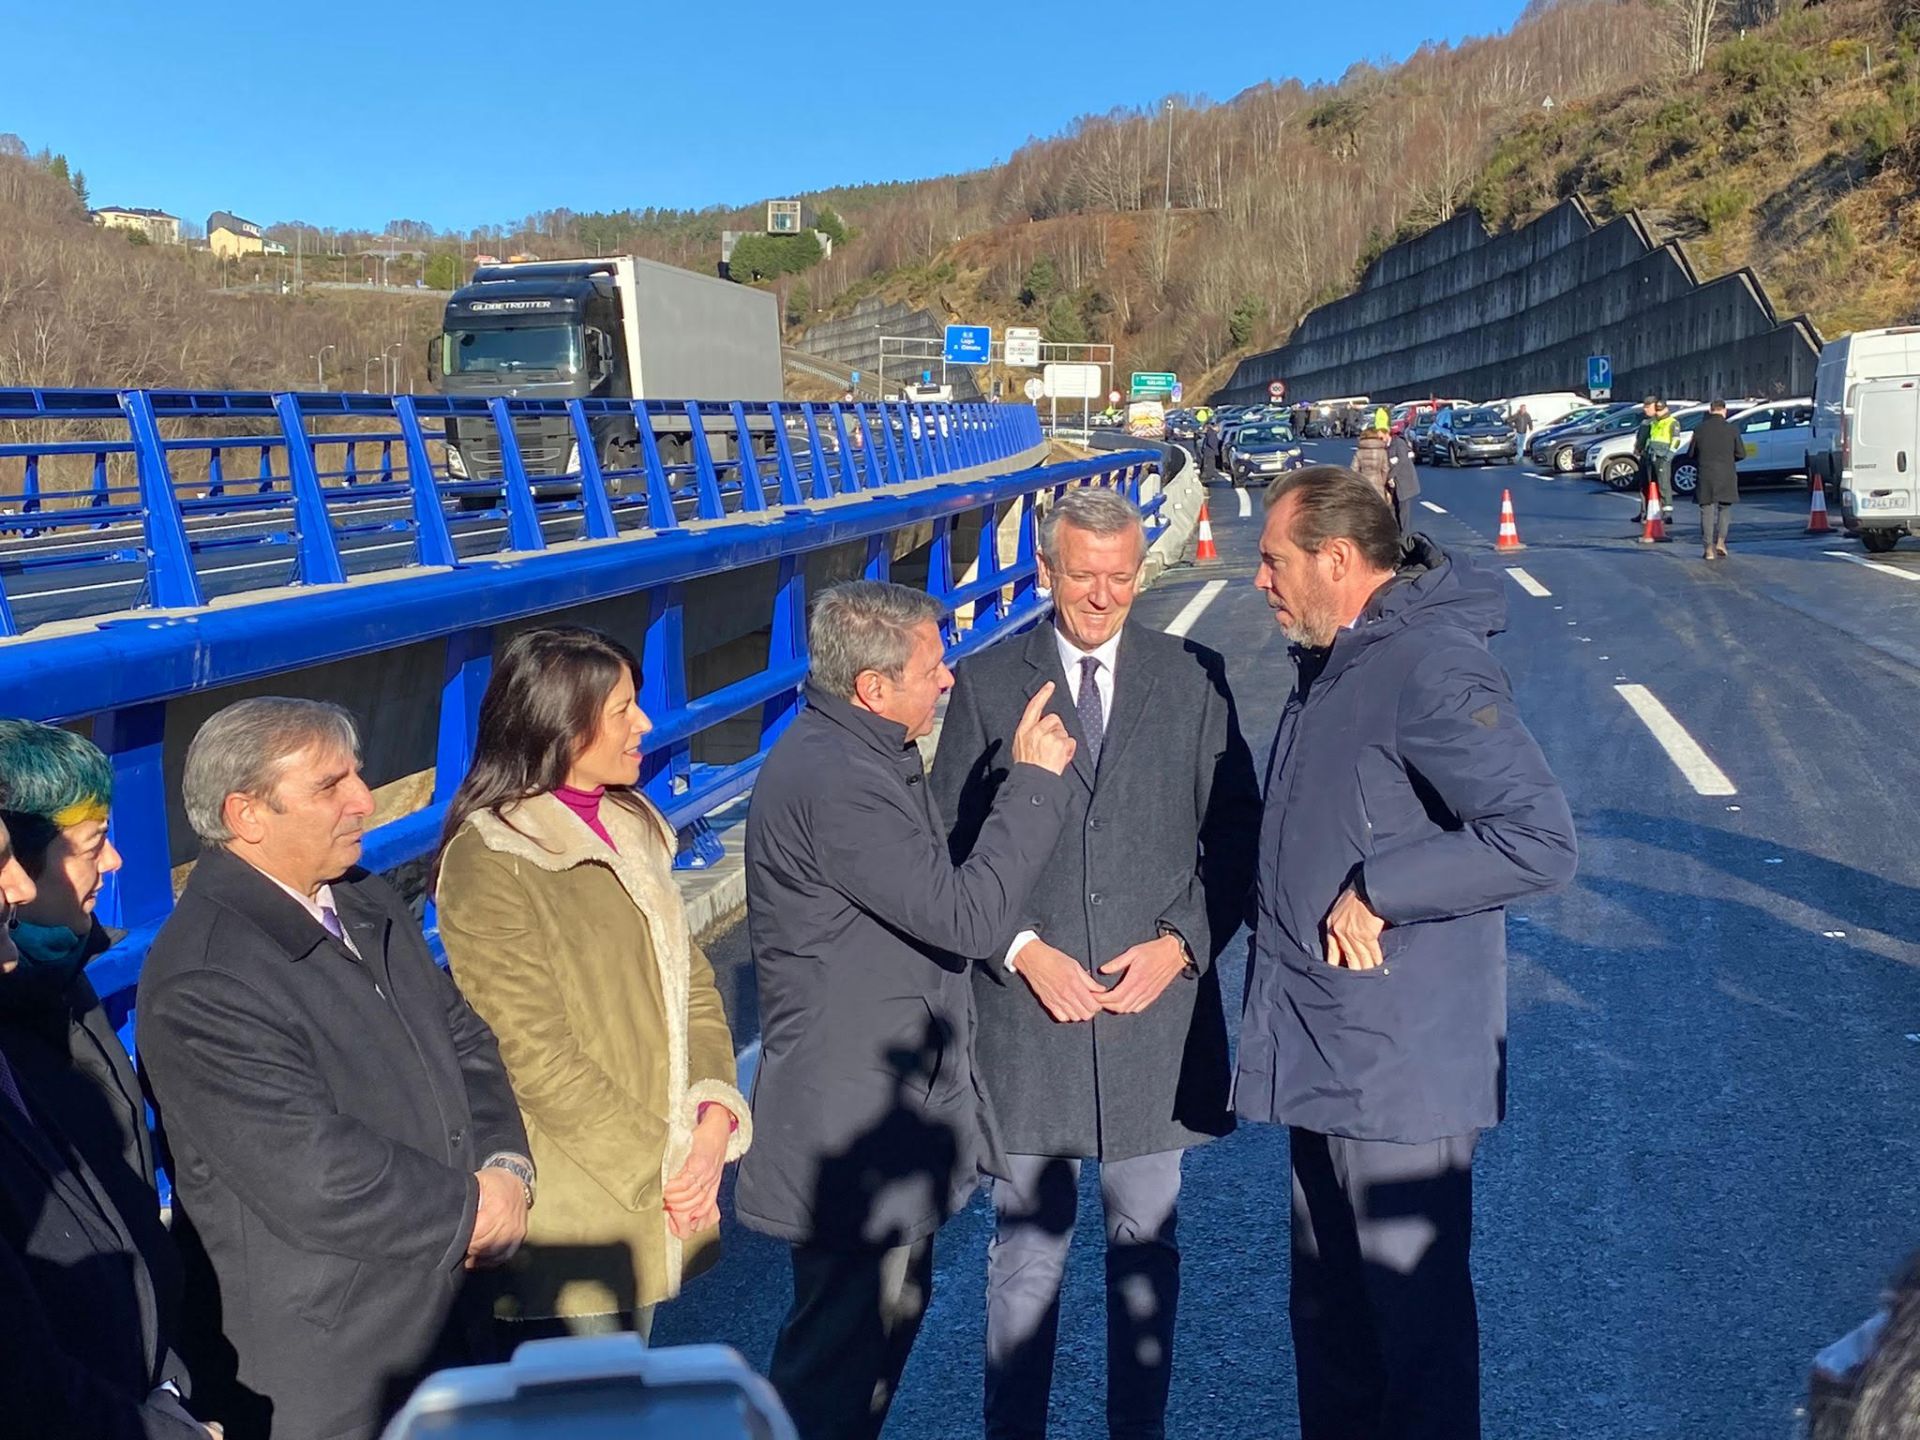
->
<box><xmin>208</xmin><ymin>210</ymin><xmax>266</xmax><ymax>259</ymax></box>
<box><xmin>92</xmin><ymin>207</ymin><xmax>180</xmax><ymax>245</ymax></box>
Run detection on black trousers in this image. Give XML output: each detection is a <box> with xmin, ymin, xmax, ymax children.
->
<box><xmin>984</xmin><ymin>1150</ymin><xmax>1183</xmax><ymax>1439</ymax></box>
<box><xmin>1289</xmin><ymin>1127</ymin><xmax>1481</xmax><ymax>1440</ymax></box>
<box><xmin>770</xmin><ymin>1237</ymin><xmax>934</xmax><ymax>1440</ymax></box>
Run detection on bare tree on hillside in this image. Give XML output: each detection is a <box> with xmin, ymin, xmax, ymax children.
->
<box><xmin>1663</xmin><ymin>0</ymin><xmax>1722</xmax><ymax>75</ymax></box>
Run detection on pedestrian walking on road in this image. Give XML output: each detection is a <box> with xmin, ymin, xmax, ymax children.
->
<box><xmin>930</xmin><ymin>488</ymin><xmax>1260</xmax><ymax>1440</ymax></box>
<box><xmin>1351</xmin><ymin>429</ymin><xmax>1392</xmax><ymax>503</ymax></box>
<box><xmin>434</xmin><ymin>626</ymin><xmax>751</xmax><ymax>1347</ymax></box>
<box><xmin>140</xmin><ymin>698</ymin><xmax>533</xmax><ymax>1440</ymax></box>
<box><xmin>737</xmin><ymin>581</ymin><xmax>1077</xmax><ymax>1440</ymax></box>
<box><xmin>1241</xmin><ymin>468</ymin><xmax>1577</xmax><ymax>1440</ymax></box>
<box><xmin>1199</xmin><ymin>420</ymin><xmax>1222</xmax><ymax>483</ymax></box>
<box><xmin>1511</xmin><ymin>404</ymin><xmax>1534</xmax><ymax>454</ymax></box>
<box><xmin>1352</xmin><ymin>428</ymin><xmax>1421</xmax><ymax>535</ymax></box>
<box><xmin>1690</xmin><ymin>399</ymin><xmax>1741</xmax><ymax>559</ymax></box>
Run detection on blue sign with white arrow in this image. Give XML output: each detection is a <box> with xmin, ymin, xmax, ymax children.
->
<box><xmin>1587</xmin><ymin>355</ymin><xmax>1613</xmax><ymax>397</ymax></box>
<box><xmin>943</xmin><ymin>324</ymin><xmax>993</xmax><ymax>366</ymax></box>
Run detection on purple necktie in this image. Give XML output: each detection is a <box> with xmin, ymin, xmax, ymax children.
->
<box><xmin>1077</xmin><ymin>655</ymin><xmax>1104</xmax><ymax>766</ymax></box>
<box><xmin>319</xmin><ymin>905</ymin><xmax>345</xmax><ymax>942</ymax></box>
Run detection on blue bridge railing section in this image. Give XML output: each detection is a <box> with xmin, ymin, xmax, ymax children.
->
<box><xmin>0</xmin><ymin>388</ymin><xmax>1045</xmax><ymax>635</ymax></box>
<box><xmin>0</xmin><ymin>387</ymin><xmax>1162</xmax><ymax>1045</ymax></box>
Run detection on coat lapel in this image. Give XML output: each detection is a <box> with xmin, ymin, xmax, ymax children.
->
<box><xmin>1021</xmin><ymin>623</ymin><xmax>1095</xmax><ymax>790</ymax></box>
<box><xmin>331</xmin><ymin>883</ymin><xmax>394</xmax><ymax>989</ymax></box>
<box><xmin>1097</xmin><ymin>624</ymin><xmax>1158</xmax><ymax>779</ymax></box>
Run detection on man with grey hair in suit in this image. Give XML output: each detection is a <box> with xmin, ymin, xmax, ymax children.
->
<box><xmin>932</xmin><ymin>486</ymin><xmax>1261</xmax><ymax>1440</ymax></box>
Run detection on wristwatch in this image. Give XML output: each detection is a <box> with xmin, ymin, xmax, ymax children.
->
<box><xmin>1156</xmin><ymin>923</ymin><xmax>1197</xmax><ymax>973</ymax></box>
<box><xmin>484</xmin><ymin>1153</ymin><xmax>536</xmax><ymax>1211</ymax></box>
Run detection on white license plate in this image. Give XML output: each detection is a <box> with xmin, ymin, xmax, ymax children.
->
<box><xmin>1859</xmin><ymin>493</ymin><xmax>1912</xmax><ymax>512</ymax></box>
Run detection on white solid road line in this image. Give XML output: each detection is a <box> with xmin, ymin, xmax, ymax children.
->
<box><xmin>1614</xmin><ymin>684</ymin><xmax>1738</xmax><ymax>796</ymax></box>
<box><xmin>1235</xmin><ymin>488</ymin><xmax>1252</xmax><ymax>519</ymax></box>
<box><xmin>1503</xmin><ymin>567</ymin><xmax>1551</xmax><ymax>598</ymax></box>
<box><xmin>1420</xmin><ymin>500</ymin><xmax>1447</xmax><ymax>514</ymax></box>
<box><xmin>1825</xmin><ymin>549</ymin><xmax>1920</xmax><ymax>582</ymax></box>
<box><xmin>1166</xmin><ymin>580</ymin><xmax>1228</xmax><ymax>639</ymax></box>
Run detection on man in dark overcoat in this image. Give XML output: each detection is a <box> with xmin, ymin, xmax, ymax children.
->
<box><xmin>139</xmin><ymin>698</ymin><xmax>533</xmax><ymax>1440</ymax></box>
<box><xmin>738</xmin><ymin>581</ymin><xmax>1077</xmax><ymax>1440</ymax></box>
<box><xmin>932</xmin><ymin>486</ymin><xmax>1260</xmax><ymax>1440</ymax></box>
<box><xmin>1691</xmin><ymin>398</ymin><xmax>1743</xmax><ymax>559</ymax></box>
<box><xmin>1242</xmin><ymin>468</ymin><xmax>1577</xmax><ymax>1440</ymax></box>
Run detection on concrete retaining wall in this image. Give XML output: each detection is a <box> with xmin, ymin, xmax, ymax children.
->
<box><xmin>795</xmin><ymin>299</ymin><xmax>983</xmax><ymax>401</ymax></box>
<box><xmin>1220</xmin><ymin>200</ymin><xmax>1820</xmax><ymax>406</ymax></box>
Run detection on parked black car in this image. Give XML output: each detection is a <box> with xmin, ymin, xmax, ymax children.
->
<box><xmin>1429</xmin><ymin>406</ymin><xmax>1519</xmax><ymax>466</ymax></box>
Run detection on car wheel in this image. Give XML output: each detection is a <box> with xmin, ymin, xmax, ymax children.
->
<box><xmin>1862</xmin><ymin>529</ymin><xmax>1900</xmax><ymax>554</ymax></box>
<box><xmin>1551</xmin><ymin>445</ymin><xmax>1577</xmax><ymax>474</ymax></box>
<box><xmin>1602</xmin><ymin>459</ymin><xmax>1638</xmax><ymax>491</ymax></box>
<box><xmin>1671</xmin><ymin>462</ymin><xmax>1699</xmax><ymax>496</ymax></box>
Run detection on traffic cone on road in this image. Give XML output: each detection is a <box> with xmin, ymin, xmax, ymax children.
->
<box><xmin>1638</xmin><ymin>483</ymin><xmax>1668</xmax><ymax>544</ymax></box>
<box><xmin>1495</xmin><ymin>490</ymin><xmax>1525</xmax><ymax>551</ymax></box>
<box><xmin>1194</xmin><ymin>501</ymin><xmax>1219</xmax><ymax>563</ymax></box>
<box><xmin>1805</xmin><ymin>473</ymin><xmax>1832</xmax><ymax>535</ymax></box>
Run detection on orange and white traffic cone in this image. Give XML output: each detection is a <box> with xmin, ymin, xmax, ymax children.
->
<box><xmin>1194</xmin><ymin>502</ymin><xmax>1219</xmax><ymax>563</ymax></box>
<box><xmin>1638</xmin><ymin>483</ymin><xmax>1668</xmax><ymax>544</ymax></box>
<box><xmin>1805</xmin><ymin>472</ymin><xmax>1832</xmax><ymax>535</ymax></box>
<box><xmin>1495</xmin><ymin>489</ymin><xmax>1525</xmax><ymax>551</ymax></box>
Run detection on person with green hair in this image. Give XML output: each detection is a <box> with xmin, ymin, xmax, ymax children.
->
<box><xmin>0</xmin><ymin>719</ymin><xmax>176</xmax><ymax>1256</ymax></box>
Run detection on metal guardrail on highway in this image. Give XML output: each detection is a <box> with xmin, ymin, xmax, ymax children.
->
<box><xmin>0</xmin><ymin>389</ymin><xmax>1040</xmax><ymax>634</ymax></box>
<box><xmin>0</xmin><ymin>387</ymin><xmax>1159</xmax><ymax>1051</ymax></box>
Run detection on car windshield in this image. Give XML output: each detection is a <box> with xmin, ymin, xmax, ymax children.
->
<box><xmin>446</xmin><ymin>324</ymin><xmax>581</xmax><ymax>376</ymax></box>
<box><xmin>1239</xmin><ymin>425</ymin><xmax>1291</xmax><ymax>444</ymax></box>
<box><xmin>1455</xmin><ymin>408</ymin><xmax>1504</xmax><ymax>428</ymax></box>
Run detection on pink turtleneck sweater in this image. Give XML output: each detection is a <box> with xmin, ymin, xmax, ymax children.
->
<box><xmin>553</xmin><ymin>783</ymin><xmax>616</xmax><ymax>850</ymax></box>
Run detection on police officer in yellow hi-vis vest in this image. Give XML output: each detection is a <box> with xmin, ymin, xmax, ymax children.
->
<box><xmin>1633</xmin><ymin>396</ymin><xmax>1679</xmax><ymax>521</ymax></box>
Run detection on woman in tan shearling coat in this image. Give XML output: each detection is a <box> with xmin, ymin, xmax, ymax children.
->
<box><xmin>433</xmin><ymin>625</ymin><xmax>751</xmax><ymax>1343</ymax></box>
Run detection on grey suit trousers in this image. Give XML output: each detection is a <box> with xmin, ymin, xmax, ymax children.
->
<box><xmin>985</xmin><ymin>1150</ymin><xmax>1183</xmax><ymax>1439</ymax></box>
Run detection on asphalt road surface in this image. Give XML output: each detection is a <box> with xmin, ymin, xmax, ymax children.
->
<box><xmin>668</xmin><ymin>444</ymin><xmax>1920</xmax><ymax>1437</ymax></box>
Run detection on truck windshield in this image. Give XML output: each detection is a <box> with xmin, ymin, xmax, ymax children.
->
<box><xmin>447</xmin><ymin>325</ymin><xmax>581</xmax><ymax>376</ymax></box>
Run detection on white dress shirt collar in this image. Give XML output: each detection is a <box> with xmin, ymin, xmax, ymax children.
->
<box><xmin>1052</xmin><ymin>621</ymin><xmax>1122</xmax><ymax>675</ymax></box>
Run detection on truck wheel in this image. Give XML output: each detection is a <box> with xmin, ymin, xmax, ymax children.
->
<box><xmin>1862</xmin><ymin>530</ymin><xmax>1900</xmax><ymax>554</ymax></box>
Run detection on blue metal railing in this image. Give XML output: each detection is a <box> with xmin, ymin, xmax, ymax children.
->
<box><xmin>0</xmin><ymin>388</ymin><xmax>1043</xmax><ymax>634</ymax></box>
<box><xmin>0</xmin><ymin>388</ymin><xmax>1164</xmax><ymax>1047</ymax></box>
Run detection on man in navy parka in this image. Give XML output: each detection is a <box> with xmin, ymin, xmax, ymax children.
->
<box><xmin>1240</xmin><ymin>466</ymin><xmax>1576</xmax><ymax>1440</ymax></box>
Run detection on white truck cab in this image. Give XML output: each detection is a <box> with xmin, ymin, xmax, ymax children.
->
<box><xmin>1842</xmin><ymin>377</ymin><xmax>1919</xmax><ymax>553</ymax></box>
<box><xmin>1810</xmin><ymin>327</ymin><xmax>1920</xmax><ymax>489</ymax></box>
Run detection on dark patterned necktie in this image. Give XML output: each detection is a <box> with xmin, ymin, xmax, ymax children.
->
<box><xmin>1077</xmin><ymin>655</ymin><xmax>1104</xmax><ymax>766</ymax></box>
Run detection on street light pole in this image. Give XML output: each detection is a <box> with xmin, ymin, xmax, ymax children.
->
<box><xmin>386</xmin><ymin>342</ymin><xmax>406</xmax><ymax>394</ymax></box>
<box><xmin>312</xmin><ymin>344</ymin><xmax>335</xmax><ymax>388</ymax></box>
<box><xmin>1163</xmin><ymin>97</ymin><xmax>1175</xmax><ymax>213</ymax></box>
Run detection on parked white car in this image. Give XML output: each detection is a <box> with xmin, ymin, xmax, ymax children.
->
<box><xmin>1670</xmin><ymin>399</ymin><xmax>1814</xmax><ymax>494</ymax></box>
<box><xmin>1585</xmin><ymin>404</ymin><xmax>1710</xmax><ymax>491</ymax></box>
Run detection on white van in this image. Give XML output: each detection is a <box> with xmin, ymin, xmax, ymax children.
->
<box><xmin>1501</xmin><ymin>392</ymin><xmax>1587</xmax><ymax>432</ymax></box>
<box><xmin>1809</xmin><ymin>327</ymin><xmax>1920</xmax><ymax>487</ymax></box>
<box><xmin>1842</xmin><ymin>376</ymin><xmax>1919</xmax><ymax>553</ymax></box>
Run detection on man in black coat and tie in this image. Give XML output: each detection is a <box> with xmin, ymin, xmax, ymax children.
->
<box><xmin>139</xmin><ymin>698</ymin><xmax>534</xmax><ymax>1440</ymax></box>
<box><xmin>932</xmin><ymin>487</ymin><xmax>1261</xmax><ymax>1440</ymax></box>
<box><xmin>0</xmin><ymin>817</ymin><xmax>213</xmax><ymax>1437</ymax></box>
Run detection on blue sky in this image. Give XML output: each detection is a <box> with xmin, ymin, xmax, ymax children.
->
<box><xmin>6</xmin><ymin>0</ymin><xmax>1523</xmax><ymax>233</ymax></box>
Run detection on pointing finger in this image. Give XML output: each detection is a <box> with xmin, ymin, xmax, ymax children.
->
<box><xmin>1019</xmin><ymin>683</ymin><xmax>1056</xmax><ymax>728</ymax></box>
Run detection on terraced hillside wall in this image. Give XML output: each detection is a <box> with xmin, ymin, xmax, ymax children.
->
<box><xmin>1218</xmin><ymin>199</ymin><xmax>1820</xmax><ymax>406</ymax></box>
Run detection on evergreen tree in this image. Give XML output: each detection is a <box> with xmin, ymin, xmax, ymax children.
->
<box><xmin>48</xmin><ymin>153</ymin><xmax>70</xmax><ymax>184</ymax></box>
<box><xmin>71</xmin><ymin>168</ymin><xmax>89</xmax><ymax>209</ymax></box>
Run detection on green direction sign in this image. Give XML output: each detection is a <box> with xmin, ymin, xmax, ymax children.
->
<box><xmin>1130</xmin><ymin>371</ymin><xmax>1177</xmax><ymax>399</ymax></box>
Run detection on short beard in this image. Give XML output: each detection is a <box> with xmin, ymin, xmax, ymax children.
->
<box><xmin>1278</xmin><ymin>587</ymin><xmax>1338</xmax><ymax>648</ymax></box>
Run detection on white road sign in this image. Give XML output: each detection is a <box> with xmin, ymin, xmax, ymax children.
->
<box><xmin>1005</xmin><ymin>326</ymin><xmax>1042</xmax><ymax>368</ymax></box>
<box><xmin>1023</xmin><ymin>377</ymin><xmax>1045</xmax><ymax>401</ymax></box>
<box><xmin>1045</xmin><ymin>363</ymin><xmax>1105</xmax><ymax>400</ymax></box>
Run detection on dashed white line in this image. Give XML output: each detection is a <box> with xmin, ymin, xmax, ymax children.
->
<box><xmin>1824</xmin><ymin>549</ymin><xmax>1920</xmax><ymax>582</ymax></box>
<box><xmin>1614</xmin><ymin>684</ymin><xmax>1737</xmax><ymax>796</ymax></box>
<box><xmin>1420</xmin><ymin>501</ymin><xmax>1447</xmax><ymax>515</ymax></box>
<box><xmin>1165</xmin><ymin>580</ymin><xmax>1228</xmax><ymax>639</ymax></box>
<box><xmin>1503</xmin><ymin>567</ymin><xmax>1551</xmax><ymax>597</ymax></box>
<box><xmin>1235</xmin><ymin>488</ymin><xmax>1252</xmax><ymax>519</ymax></box>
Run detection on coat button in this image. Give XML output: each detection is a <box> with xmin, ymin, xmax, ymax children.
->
<box><xmin>1088</xmin><ymin>818</ymin><xmax>1102</xmax><ymax>830</ymax></box>
<box><xmin>449</xmin><ymin>1128</ymin><xmax>464</xmax><ymax>1146</ymax></box>
<box><xmin>1090</xmin><ymin>892</ymin><xmax>1103</xmax><ymax>905</ymax></box>
<box><xmin>1031</xmin><ymin>794</ymin><xmax>1044</xmax><ymax>805</ymax></box>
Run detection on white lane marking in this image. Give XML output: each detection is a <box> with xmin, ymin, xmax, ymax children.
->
<box><xmin>1235</xmin><ymin>488</ymin><xmax>1252</xmax><ymax>519</ymax></box>
<box><xmin>1503</xmin><ymin>567</ymin><xmax>1551</xmax><ymax>597</ymax></box>
<box><xmin>1614</xmin><ymin>684</ymin><xmax>1737</xmax><ymax>796</ymax></box>
<box><xmin>1824</xmin><ymin>549</ymin><xmax>1920</xmax><ymax>582</ymax></box>
<box><xmin>1165</xmin><ymin>580</ymin><xmax>1228</xmax><ymax>639</ymax></box>
<box><xmin>735</xmin><ymin>1038</ymin><xmax>762</xmax><ymax>1094</ymax></box>
<box><xmin>11</xmin><ymin>574</ymin><xmax>144</xmax><ymax>600</ymax></box>
<box><xmin>1420</xmin><ymin>501</ymin><xmax>1447</xmax><ymax>514</ymax></box>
